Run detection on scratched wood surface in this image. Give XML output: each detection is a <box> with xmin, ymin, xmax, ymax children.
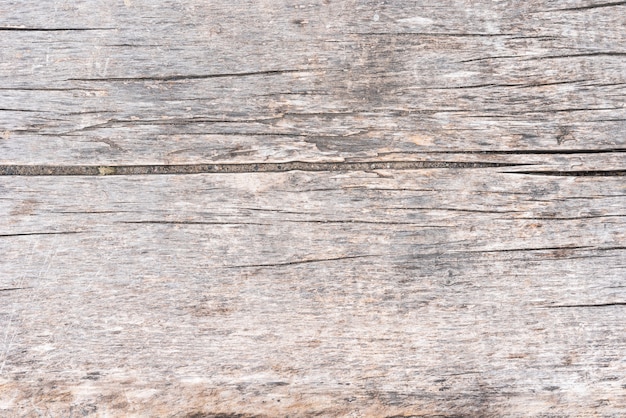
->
<box><xmin>0</xmin><ymin>0</ymin><xmax>625</xmax><ymax>417</ymax></box>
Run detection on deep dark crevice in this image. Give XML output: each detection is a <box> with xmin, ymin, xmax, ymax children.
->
<box><xmin>0</xmin><ymin>287</ymin><xmax>32</xmax><ymax>292</ymax></box>
<box><xmin>518</xmin><ymin>107</ymin><xmax>620</xmax><ymax>114</ymax></box>
<box><xmin>54</xmin><ymin>210</ymin><xmax>136</xmax><ymax>214</ymax></box>
<box><xmin>378</xmin><ymin>149</ymin><xmax>626</xmax><ymax>155</ymax></box>
<box><xmin>227</xmin><ymin>254</ymin><xmax>377</xmax><ymax>269</ymax></box>
<box><xmin>125</xmin><ymin>219</ymin><xmax>446</xmax><ymax>227</ymax></box>
<box><xmin>462</xmin><ymin>52</ymin><xmax>626</xmax><ymax>62</ymax></box>
<box><xmin>505</xmin><ymin>170</ymin><xmax>626</xmax><ymax>176</ymax></box>
<box><xmin>458</xmin><ymin>245</ymin><xmax>624</xmax><ymax>255</ymax></box>
<box><xmin>383</xmin><ymin>207</ymin><xmax>522</xmax><ymax>214</ymax></box>
<box><xmin>460</xmin><ymin>245</ymin><xmax>592</xmax><ymax>254</ymax></box>
<box><xmin>67</xmin><ymin>69</ymin><xmax>315</xmax><ymax>82</ymax></box>
<box><xmin>0</xmin><ymin>231</ymin><xmax>82</xmax><ymax>237</ymax></box>
<box><xmin>520</xmin><ymin>215</ymin><xmax>625</xmax><ymax>220</ymax></box>
<box><xmin>426</xmin><ymin>79</ymin><xmax>593</xmax><ymax>88</ymax></box>
<box><xmin>0</xmin><ymin>87</ymin><xmax>104</xmax><ymax>92</ymax></box>
<box><xmin>544</xmin><ymin>302</ymin><xmax>626</xmax><ymax>308</ymax></box>
<box><xmin>459</xmin><ymin>55</ymin><xmax>519</xmax><ymax>63</ymax></box>
<box><xmin>0</xmin><ymin>108</ymin><xmax>47</xmax><ymax>112</ymax></box>
<box><xmin>525</xmin><ymin>52</ymin><xmax>626</xmax><ymax>60</ymax></box>
<box><xmin>420</xmin><ymin>83</ymin><xmax>522</xmax><ymax>90</ymax></box>
<box><xmin>517</xmin><ymin>216</ymin><xmax>626</xmax><ymax>221</ymax></box>
<box><xmin>0</xmin><ymin>161</ymin><xmax>526</xmax><ymax>176</ymax></box>
<box><xmin>350</xmin><ymin>32</ymin><xmax>516</xmax><ymax>37</ymax></box>
<box><xmin>104</xmin><ymin>44</ymin><xmax>163</xmax><ymax>48</ymax></box>
<box><xmin>121</xmin><ymin>221</ymin><xmax>269</xmax><ymax>226</ymax></box>
<box><xmin>0</xmin><ymin>27</ymin><xmax>114</xmax><ymax>31</ymax></box>
<box><xmin>542</xmin><ymin>1</ymin><xmax>626</xmax><ymax>11</ymax></box>
<box><xmin>280</xmin><ymin>220</ymin><xmax>448</xmax><ymax>226</ymax></box>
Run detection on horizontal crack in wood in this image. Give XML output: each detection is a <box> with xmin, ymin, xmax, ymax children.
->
<box><xmin>539</xmin><ymin>1</ymin><xmax>626</xmax><ymax>12</ymax></box>
<box><xmin>0</xmin><ymin>231</ymin><xmax>83</xmax><ymax>237</ymax></box>
<box><xmin>0</xmin><ymin>27</ymin><xmax>115</xmax><ymax>31</ymax></box>
<box><xmin>67</xmin><ymin>69</ymin><xmax>316</xmax><ymax>82</ymax></box>
<box><xmin>544</xmin><ymin>302</ymin><xmax>626</xmax><ymax>308</ymax></box>
<box><xmin>379</xmin><ymin>149</ymin><xmax>626</xmax><ymax>155</ymax></box>
<box><xmin>0</xmin><ymin>161</ymin><xmax>526</xmax><ymax>176</ymax></box>
<box><xmin>0</xmin><ymin>287</ymin><xmax>33</xmax><ymax>292</ymax></box>
<box><xmin>226</xmin><ymin>255</ymin><xmax>377</xmax><ymax>269</ymax></box>
<box><xmin>505</xmin><ymin>170</ymin><xmax>626</xmax><ymax>177</ymax></box>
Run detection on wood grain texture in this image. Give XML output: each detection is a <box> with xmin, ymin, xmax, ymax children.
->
<box><xmin>1</xmin><ymin>0</ymin><xmax>625</xmax><ymax>166</ymax></box>
<box><xmin>0</xmin><ymin>0</ymin><xmax>625</xmax><ymax>417</ymax></box>
<box><xmin>1</xmin><ymin>170</ymin><xmax>625</xmax><ymax>417</ymax></box>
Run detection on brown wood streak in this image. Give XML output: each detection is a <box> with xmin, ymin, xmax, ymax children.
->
<box><xmin>0</xmin><ymin>0</ymin><xmax>625</xmax><ymax>416</ymax></box>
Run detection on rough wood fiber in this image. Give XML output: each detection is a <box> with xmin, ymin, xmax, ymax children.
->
<box><xmin>1</xmin><ymin>171</ymin><xmax>625</xmax><ymax>417</ymax></box>
<box><xmin>0</xmin><ymin>0</ymin><xmax>625</xmax><ymax>417</ymax></box>
<box><xmin>1</xmin><ymin>0</ymin><xmax>625</xmax><ymax>166</ymax></box>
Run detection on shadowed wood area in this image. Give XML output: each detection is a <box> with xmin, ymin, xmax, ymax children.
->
<box><xmin>0</xmin><ymin>0</ymin><xmax>625</xmax><ymax>416</ymax></box>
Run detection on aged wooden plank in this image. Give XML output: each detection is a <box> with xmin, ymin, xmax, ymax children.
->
<box><xmin>1</xmin><ymin>0</ymin><xmax>625</xmax><ymax>416</ymax></box>
<box><xmin>0</xmin><ymin>169</ymin><xmax>625</xmax><ymax>416</ymax></box>
<box><xmin>0</xmin><ymin>0</ymin><xmax>625</xmax><ymax>165</ymax></box>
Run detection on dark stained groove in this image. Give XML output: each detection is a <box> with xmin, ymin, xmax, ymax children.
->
<box><xmin>435</xmin><ymin>78</ymin><xmax>593</xmax><ymax>90</ymax></box>
<box><xmin>506</xmin><ymin>254</ymin><xmax>614</xmax><ymax>262</ymax></box>
<box><xmin>0</xmin><ymin>161</ymin><xmax>526</xmax><ymax>176</ymax></box>
<box><xmin>280</xmin><ymin>220</ymin><xmax>448</xmax><ymax>226</ymax></box>
<box><xmin>239</xmin><ymin>208</ymin><xmax>313</xmax><ymax>215</ymax></box>
<box><xmin>517</xmin><ymin>79</ymin><xmax>593</xmax><ymax>88</ymax></box>
<box><xmin>0</xmin><ymin>287</ymin><xmax>33</xmax><ymax>292</ymax></box>
<box><xmin>64</xmin><ymin>110</ymin><xmax>116</xmax><ymax>116</ymax></box>
<box><xmin>459</xmin><ymin>245</ymin><xmax>592</xmax><ymax>254</ymax></box>
<box><xmin>544</xmin><ymin>302</ymin><xmax>626</xmax><ymax>308</ymax></box>
<box><xmin>341</xmin><ymin>187</ymin><xmax>436</xmax><ymax>192</ymax></box>
<box><xmin>542</xmin><ymin>1</ymin><xmax>626</xmax><ymax>11</ymax></box>
<box><xmin>0</xmin><ymin>87</ymin><xmax>104</xmax><ymax>92</ymax></box>
<box><xmin>64</xmin><ymin>131</ymin><xmax>310</xmax><ymax>138</ymax></box>
<box><xmin>508</xmin><ymin>36</ymin><xmax>559</xmax><ymax>40</ymax></box>
<box><xmin>68</xmin><ymin>69</ymin><xmax>314</xmax><ymax>82</ymax></box>
<box><xmin>227</xmin><ymin>255</ymin><xmax>377</xmax><ymax>269</ymax></box>
<box><xmin>0</xmin><ymin>27</ymin><xmax>114</xmax><ymax>31</ymax></box>
<box><xmin>123</xmin><ymin>219</ymin><xmax>449</xmax><ymax>228</ymax></box>
<box><xmin>383</xmin><ymin>207</ymin><xmax>522</xmax><ymax>214</ymax></box>
<box><xmin>460</xmin><ymin>55</ymin><xmax>519</xmax><ymax>63</ymax></box>
<box><xmin>464</xmin><ymin>107</ymin><xmax>621</xmax><ymax>117</ymax></box>
<box><xmin>462</xmin><ymin>52</ymin><xmax>626</xmax><ymax>61</ymax></box>
<box><xmin>351</xmin><ymin>32</ymin><xmax>516</xmax><ymax>37</ymax></box>
<box><xmin>525</xmin><ymin>52</ymin><xmax>626</xmax><ymax>60</ymax></box>
<box><xmin>58</xmin><ymin>117</ymin><xmax>285</xmax><ymax>134</ymax></box>
<box><xmin>420</xmin><ymin>83</ymin><xmax>522</xmax><ymax>90</ymax></box>
<box><xmin>0</xmin><ymin>231</ymin><xmax>82</xmax><ymax>238</ymax></box>
<box><xmin>120</xmin><ymin>221</ymin><xmax>269</xmax><ymax>226</ymax></box>
<box><xmin>0</xmin><ymin>108</ymin><xmax>47</xmax><ymax>112</ymax></box>
<box><xmin>283</xmin><ymin>111</ymin><xmax>360</xmax><ymax>117</ymax></box>
<box><xmin>104</xmin><ymin>44</ymin><xmax>163</xmax><ymax>47</ymax></box>
<box><xmin>506</xmin><ymin>170</ymin><xmax>626</xmax><ymax>177</ymax></box>
<box><xmin>519</xmin><ymin>215</ymin><xmax>625</xmax><ymax>220</ymax></box>
<box><xmin>379</xmin><ymin>148</ymin><xmax>626</xmax><ymax>155</ymax></box>
<box><xmin>256</xmin><ymin>91</ymin><xmax>331</xmax><ymax>97</ymax></box>
<box><xmin>519</xmin><ymin>107</ymin><xmax>620</xmax><ymax>114</ymax></box>
<box><xmin>54</xmin><ymin>210</ymin><xmax>137</xmax><ymax>214</ymax></box>
<box><xmin>460</xmin><ymin>245</ymin><xmax>625</xmax><ymax>255</ymax></box>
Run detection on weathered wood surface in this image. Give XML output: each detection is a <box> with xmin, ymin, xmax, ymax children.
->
<box><xmin>1</xmin><ymin>0</ymin><xmax>625</xmax><ymax>166</ymax></box>
<box><xmin>1</xmin><ymin>0</ymin><xmax>625</xmax><ymax>417</ymax></box>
